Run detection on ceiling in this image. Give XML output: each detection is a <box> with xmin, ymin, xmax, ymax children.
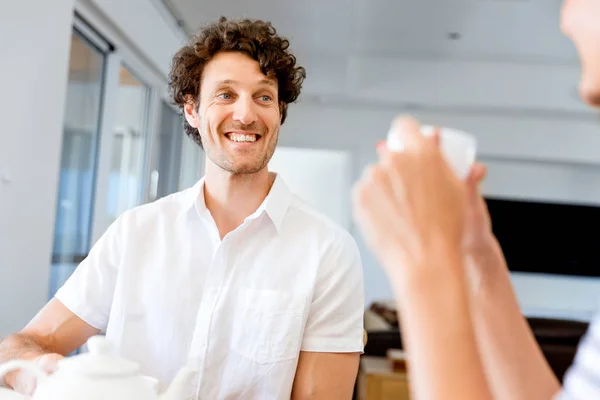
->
<box><xmin>162</xmin><ymin>0</ymin><xmax>586</xmax><ymax>113</ymax></box>
<box><xmin>166</xmin><ymin>0</ymin><xmax>577</xmax><ymax>63</ymax></box>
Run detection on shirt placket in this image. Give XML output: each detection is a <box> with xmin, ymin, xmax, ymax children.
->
<box><xmin>189</xmin><ymin>218</ymin><xmax>255</xmax><ymax>398</ymax></box>
<box><xmin>185</xmin><ymin>214</ymin><xmax>225</xmax><ymax>398</ymax></box>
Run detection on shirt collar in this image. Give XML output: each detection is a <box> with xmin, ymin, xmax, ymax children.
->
<box><xmin>177</xmin><ymin>174</ymin><xmax>292</xmax><ymax>233</ymax></box>
<box><xmin>258</xmin><ymin>174</ymin><xmax>292</xmax><ymax>232</ymax></box>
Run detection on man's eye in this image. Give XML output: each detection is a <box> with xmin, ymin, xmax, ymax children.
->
<box><xmin>260</xmin><ymin>95</ymin><xmax>272</xmax><ymax>102</ymax></box>
<box><xmin>217</xmin><ymin>93</ymin><xmax>232</xmax><ymax>100</ymax></box>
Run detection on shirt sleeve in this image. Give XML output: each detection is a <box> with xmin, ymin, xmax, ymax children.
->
<box><xmin>554</xmin><ymin>310</ymin><xmax>600</xmax><ymax>400</ymax></box>
<box><xmin>301</xmin><ymin>230</ymin><xmax>365</xmax><ymax>353</ymax></box>
<box><xmin>54</xmin><ymin>214</ymin><xmax>124</xmax><ymax>331</ymax></box>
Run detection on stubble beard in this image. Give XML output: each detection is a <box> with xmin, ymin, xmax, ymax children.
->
<box><xmin>200</xmin><ymin>125</ymin><xmax>279</xmax><ymax>176</ymax></box>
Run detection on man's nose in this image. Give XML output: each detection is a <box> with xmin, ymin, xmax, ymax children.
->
<box><xmin>232</xmin><ymin>96</ymin><xmax>258</xmax><ymax>125</ymax></box>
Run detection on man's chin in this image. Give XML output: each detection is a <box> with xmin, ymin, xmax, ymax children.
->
<box><xmin>223</xmin><ymin>162</ymin><xmax>268</xmax><ymax>176</ymax></box>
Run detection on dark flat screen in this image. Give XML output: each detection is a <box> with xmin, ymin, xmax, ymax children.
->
<box><xmin>485</xmin><ymin>197</ymin><xmax>600</xmax><ymax>278</ymax></box>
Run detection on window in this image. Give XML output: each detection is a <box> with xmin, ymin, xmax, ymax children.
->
<box><xmin>49</xmin><ymin>27</ymin><xmax>109</xmax><ymax>297</ymax></box>
<box><xmin>149</xmin><ymin>101</ymin><xmax>185</xmax><ymax>200</ymax></box>
<box><xmin>179</xmin><ymin>134</ymin><xmax>204</xmax><ymax>191</ymax></box>
<box><xmin>106</xmin><ymin>65</ymin><xmax>152</xmax><ymax>221</ymax></box>
<box><xmin>50</xmin><ymin>15</ymin><xmax>191</xmax><ymax>299</ymax></box>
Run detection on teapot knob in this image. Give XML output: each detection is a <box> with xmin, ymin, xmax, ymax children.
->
<box><xmin>86</xmin><ymin>335</ymin><xmax>114</xmax><ymax>356</ymax></box>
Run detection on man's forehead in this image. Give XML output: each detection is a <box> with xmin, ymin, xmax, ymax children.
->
<box><xmin>202</xmin><ymin>52</ymin><xmax>278</xmax><ymax>89</ymax></box>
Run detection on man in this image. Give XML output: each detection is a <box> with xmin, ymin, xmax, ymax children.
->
<box><xmin>0</xmin><ymin>17</ymin><xmax>364</xmax><ymax>399</ymax></box>
<box><xmin>352</xmin><ymin>0</ymin><xmax>600</xmax><ymax>399</ymax></box>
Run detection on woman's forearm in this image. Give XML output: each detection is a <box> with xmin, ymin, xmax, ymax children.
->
<box><xmin>388</xmin><ymin>245</ymin><xmax>492</xmax><ymax>400</ymax></box>
<box><xmin>466</xmin><ymin>239</ymin><xmax>561</xmax><ymax>400</ymax></box>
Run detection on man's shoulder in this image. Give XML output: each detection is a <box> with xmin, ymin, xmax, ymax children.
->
<box><xmin>286</xmin><ymin>195</ymin><xmax>358</xmax><ymax>250</ymax></box>
<box><xmin>115</xmin><ymin>187</ymin><xmax>195</xmax><ymax>229</ymax></box>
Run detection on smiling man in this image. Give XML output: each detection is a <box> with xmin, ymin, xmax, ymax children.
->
<box><xmin>0</xmin><ymin>17</ymin><xmax>365</xmax><ymax>399</ymax></box>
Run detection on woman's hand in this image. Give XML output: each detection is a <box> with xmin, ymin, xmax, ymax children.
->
<box><xmin>352</xmin><ymin>115</ymin><xmax>467</xmax><ymax>279</ymax></box>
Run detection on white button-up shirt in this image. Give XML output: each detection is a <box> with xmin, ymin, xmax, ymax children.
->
<box><xmin>556</xmin><ymin>311</ymin><xmax>600</xmax><ymax>400</ymax></box>
<box><xmin>55</xmin><ymin>175</ymin><xmax>365</xmax><ymax>399</ymax></box>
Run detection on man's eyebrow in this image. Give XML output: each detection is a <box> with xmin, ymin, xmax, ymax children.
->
<box><xmin>215</xmin><ymin>79</ymin><xmax>277</xmax><ymax>87</ymax></box>
<box><xmin>258</xmin><ymin>79</ymin><xmax>277</xmax><ymax>87</ymax></box>
<box><xmin>217</xmin><ymin>79</ymin><xmax>238</xmax><ymax>86</ymax></box>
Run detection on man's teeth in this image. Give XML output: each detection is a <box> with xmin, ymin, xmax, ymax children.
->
<box><xmin>229</xmin><ymin>133</ymin><xmax>257</xmax><ymax>142</ymax></box>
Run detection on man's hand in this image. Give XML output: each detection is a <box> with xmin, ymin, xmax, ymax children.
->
<box><xmin>8</xmin><ymin>353</ymin><xmax>64</xmax><ymax>395</ymax></box>
<box><xmin>0</xmin><ymin>299</ymin><xmax>100</xmax><ymax>394</ymax></box>
<box><xmin>353</xmin><ymin>115</ymin><xmax>467</xmax><ymax>278</ymax></box>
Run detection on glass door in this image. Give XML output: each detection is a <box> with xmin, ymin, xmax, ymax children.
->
<box><xmin>145</xmin><ymin>101</ymin><xmax>205</xmax><ymax>201</ymax></box>
<box><xmin>146</xmin><ymin>101</ymin><xmax>184</xmax><ymax>202</ymax></box>
<box><xmin>49</xmin><ymin>26</ymin><xmax>110</xmax><ymax>298</ymax></box>
<box><xmin>89</xmin><ymin>63</ymin><xmax>154</xmax><ymax>242</ymax></box>
<box><xmin>51</xmin><ymin>18</ymin><xmax>191</xmax><ymax>300</ymax></box>
<box><xmin>178</xmin><ymin>133</ymin><xmax>205</xmax><ymax>191</ymax></box>
<box><xmin>106</xmin><ymin>65</ymin><xmax>152</xmax><ymax>221</ymax></box>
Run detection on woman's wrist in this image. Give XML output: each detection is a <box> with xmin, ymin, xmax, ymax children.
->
<box><xmin>464</xmin><ymin>236</ymin><xmax>510</xmax><ymax>299</ymax></box>
<box><xmin>383</xmin><ymin>238</ymin><xmax>465</xmax><ymax>297</ymax></box>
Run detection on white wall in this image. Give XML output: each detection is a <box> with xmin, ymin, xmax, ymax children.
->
<box><xmin>0</xmin><ymin>0</ymin><xmax>76</xmax><ymax>335</ymax></box>
<box><xmin>280</xmin><ymin>101</ymin><xmax>600</xmax><ymax>321</ymax></box>
<box><xmin>269</xmin><ymin>147</ymin><xmax>353</xmax><ymax>230</ymax></box>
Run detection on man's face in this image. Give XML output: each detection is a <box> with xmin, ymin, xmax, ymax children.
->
<box><xmin>561</xmin><ymin>0</ymin><xmax>600</xmax><ymax>106</ymax></box>
<box><xmin>184</xmin><ymin>51</ymin><xmax>281</xmax><ymax>175</ymax></box>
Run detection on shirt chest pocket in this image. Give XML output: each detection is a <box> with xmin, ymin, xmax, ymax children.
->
<box><xmin>232</xmin><ymin>289</ymin><xmax>306</xmax><ymax>365</ymax></box>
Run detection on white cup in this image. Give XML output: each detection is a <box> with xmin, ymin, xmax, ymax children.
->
<box><xmin>387</xmin><ymin>124</ymin><xmax>477</xmax><ymax>179</ymax></box>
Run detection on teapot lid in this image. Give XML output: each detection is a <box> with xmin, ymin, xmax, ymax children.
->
<box><xmin>58</xmin><ymin>336</ymin><xmax>139</xmax><ymax>377</ymax></box>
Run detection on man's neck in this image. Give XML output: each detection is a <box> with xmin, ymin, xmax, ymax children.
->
<box><xmin>203</xmin><ymin>163</ymin><xmax>275</xmax><ymax>239</ymax></box>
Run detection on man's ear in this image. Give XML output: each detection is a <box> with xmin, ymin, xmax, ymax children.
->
<box><xmin>279</xmin><ymin>101</ymin><xmax>287</xmax><ymax>123</ymax></box>
<box><xmin>184</xmin><ymin>95</ymin><xmax>200</xmax><ymax>128</ymax></box>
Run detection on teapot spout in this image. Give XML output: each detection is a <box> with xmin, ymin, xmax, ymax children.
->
<box><xmin>159</xmin><ymin>367</ymin><xmax>197</xmax><ymax>400</ymax></box>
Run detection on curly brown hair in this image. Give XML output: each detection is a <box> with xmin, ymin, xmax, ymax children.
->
<box><xmin>168</xmin><ymin>16</ymin><xmax>306</xmax><ymax>147</ymax></box>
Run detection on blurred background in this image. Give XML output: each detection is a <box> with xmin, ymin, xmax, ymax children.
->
<box><xmin>2</xmin><ymin>0</ymin><xmax>600</xmax><ymax>341</ymax></box>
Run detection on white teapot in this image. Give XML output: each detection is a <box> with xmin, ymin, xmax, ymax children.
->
<box><xmin>0</xmin><ymin>335</ymin><xmax>196</xmax><ymax>400</ymax></box>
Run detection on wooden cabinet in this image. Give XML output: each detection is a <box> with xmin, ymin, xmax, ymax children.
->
<box><xmin>357</xmin><ymin>356</ymin><xmax>410</xmax><ymax>400</ymax></box>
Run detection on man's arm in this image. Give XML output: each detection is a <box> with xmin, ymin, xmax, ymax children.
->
<box><xmin>0</xmin><ymin>298</ymin><xmax>99</xmax><ymax>392</ymax></box>
<box><xmin>1</xmin><ymin>212</ymin><xmax>124</xmax><ymax>394</ymax></box>
<box><xmin>291</xmin><ymin>352</ymin><xmax>359</xmax><ymax>400</ymax></box>
<box><xmin>296</xmin><ymin>230</ymin><xmax>365</xmax><ymax>399</ymax></box>
<box><xmin>466</xmin><ymin>238</ymin><xmax>561</xmax><ymax>400</ymax></box>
